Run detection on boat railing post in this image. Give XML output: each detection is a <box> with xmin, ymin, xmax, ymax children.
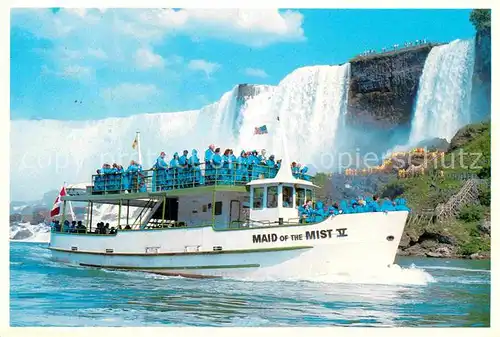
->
<box><xmin>86</xmin><ymin>201</ymin><xmax>91</xmax><ymax>232</ymax></box>
<box><xmin>162</xmin><ymin>195</ymin><xmax>166</xmax><ymax>226</ymax></box>
<box><xmin>211</xmin><ymin>189</ymin><xmax>216</xmax><ymax>226</ymax></box>
<box><xmin>126</xmin><ymin>200</ymin><xmax>130</xmax><ymax>227</ymax></box>
<box><xmin>61</xmin><ymin>200</ymin><xmax>66</xmax><ymax>232</ymax></box>
<box><xmin>118</xmin><ymin>199</ymin><xmax>122</xmax><ymax>229</ymax></box>
<box><xmin>89</xmin><ymin>201</ymin><xmax>93</xmax><ymax>233</ymax></box>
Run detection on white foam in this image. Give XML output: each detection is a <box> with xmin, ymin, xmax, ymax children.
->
<box><xmin>227</xmin><ymin>263</ymin><xmax>436</xmax><ymax>286</ymax></box>
<box><xmin>10</xmin><ymin>222</ymin><xmax>51</xmax><ymax>243</ymax></box>
<box><xmin>418</xmin><ymin>265</ymin><xmax>490</xmax><ymax>273</ymax></box>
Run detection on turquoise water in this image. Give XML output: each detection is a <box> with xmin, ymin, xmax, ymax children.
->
<box><xmin>10</xmin><ymin>242</ymin><xmax>490</xmax><ymax>327</ymax></box>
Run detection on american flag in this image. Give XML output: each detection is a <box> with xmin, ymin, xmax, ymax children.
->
<box><xmin>254</xmin><ymin>125</ymin><xmax>268</xmax><ymax>135</ymax></box>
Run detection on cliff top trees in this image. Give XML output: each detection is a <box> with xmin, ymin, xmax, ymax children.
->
<box><xmin>470</xmin><ymin>9</ymin><xmax>491</xmax><ymax>32</ymax></box>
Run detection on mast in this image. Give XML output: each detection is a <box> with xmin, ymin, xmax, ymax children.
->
<box><xmin>274</xmin><ymin>116</ymin><xmax>294</xmax><ymax>181</ymax></box>
<box><xmin>136</xmin><ymin>131</ymin><xmax>142</xmax><ymax>165</ymax></box>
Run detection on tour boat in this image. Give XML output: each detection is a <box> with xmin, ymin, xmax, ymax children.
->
<box><xmin>48</xmin><ymin>128</ymin><xmax>409</xmax><ymax>279</ymax></box>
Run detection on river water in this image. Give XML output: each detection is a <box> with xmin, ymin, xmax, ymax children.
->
<box><xmin>10</xmin><ymin>242</ymin><xmax>490</xmax><ymax>327</ymax></box>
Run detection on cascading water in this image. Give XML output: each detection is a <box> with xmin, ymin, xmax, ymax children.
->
<box><xmin>408</xmin><ymin>39</ymin><xmax>475</xmax><ymax>145</ymax></box>
<box><xmin>10</xmin><ymin>87</ymin><xmax>241</xmax><ymax>201</ymax></box>
<box><xmin>11</xmin><ymin>65</ymin><xmax>350</xmax><ymax>201</ymax></box>
<box><xmin>236</xmin><ymin>64</ymin><xmax>351</xmax><ymax>170</ymax></box>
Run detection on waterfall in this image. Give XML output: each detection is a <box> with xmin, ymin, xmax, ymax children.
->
<box><xmin>408</xmin><ymin>39</ymin><xmax>475</xmax><ymax>145</ymax></box>
<box><xmin>236</xmin><ymin>64</ymin><xmax>351</xmax><ymax>170</ymax></box>
<box><xmin>11</xmin><ymin>65</ymin><xmax>350</xmax><ymax>201</ymax></box>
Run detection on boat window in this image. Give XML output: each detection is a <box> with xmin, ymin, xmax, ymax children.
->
<box><xmin>215</xmin><ymin>201</ymin><xmax>223</xmax><ymax>215</ymax></box>
<box><xmin>253</xmin><ymin>187</ymin><xmax>264</xmax><ymax>209</ymax></box>
<box><xmin>267</xmin><ymin>186</ymin><xmax>278</xmax><ymax>208</ymax></box>
<box><xmin>282</xmin><ymin>186</ymin><xmax>293</xmax><ymax>208</ymax></box>
<box><xmin>305</xmin><ymin>189</ymin><xmax>312</xmax><ymax>203</ymax></box>
<box><xmin>296</xmin><ymin>188</ymin><xmax>305</xmax><ymax>207</ymax></box>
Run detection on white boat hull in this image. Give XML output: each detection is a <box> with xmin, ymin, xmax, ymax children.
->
<box><xmin>49</xmin><ymin>211</ymin><xmax>408</xmax><ymax>278</ymax></box>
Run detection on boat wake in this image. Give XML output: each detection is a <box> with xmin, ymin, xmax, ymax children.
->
<box><xmin>417</xmin><ymin>265</ymin><xmax>490</xmax><ymax>273</ymax></box>
<box><xmin>227</xmin><ymin>263</ymin><xmax>436</xmax><ymax>286</ymax></box>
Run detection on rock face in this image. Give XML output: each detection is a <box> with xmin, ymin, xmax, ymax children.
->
<box><xmin>449</xmin><ymin>122</ymin><xmax>489</xmax><ymax>152</ymax></box>
<box><xmin>11</xmin><ymin>229</ymin><xmax>33</xmax><ymax>240</ymax></box>
<box><xmin>345</xmin><ymin>45</ymin><xmax>436</xmax><ymax>152</ymax></box>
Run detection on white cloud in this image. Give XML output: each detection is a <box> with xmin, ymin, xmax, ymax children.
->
<box><xmin>138</xmin><ymin>9</ymin><xmax>305</xmax><ymax>47</ymax></box>
<box><xmin>12</xmin><ymin>8</ymin><xmax>305</xmax><ymax>49</ymax></box>
<box><xmin>42</xmin><ymin>64</ymin><xmax>93</xmax><ymax>80</ymax></box>
<box><xmin>88</xmin><ymin>48</ymin><xmax>107</xmax><ymax>59</ymax></box>
<box><xmin>101</xmin><ymin>83</ymin><xmax>160</xmax><ymax>102</ymax></box>
<box><xmin>243</xmin><ymin>68</ymin><xmax>269</xmax><ymax>78</ymax></box>
<box><xmin>135</xmin><ymin>48</ymin><xmax>165</xmax><ymax>69</ymax></box>
<box><xmin>60</xmin><ymin>65</ymin><xmax>93</xmax><ymax>79</ymax></box>
<box><xmin>188</xmin><ymin>59</ymin><xmax>220</xmax><ymax>78</ymax></box>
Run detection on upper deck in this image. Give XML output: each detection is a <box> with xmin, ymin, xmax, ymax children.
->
<box><xmin>63</xmin><ymin>162</ymin><xmax>313</xmax><ymax>203</ymax></box>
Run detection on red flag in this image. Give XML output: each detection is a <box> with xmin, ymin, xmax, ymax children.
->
<box><xmin>50</xmin><ymin>187</ymin><xmax>67</xmax><ymax>217</ymax></box>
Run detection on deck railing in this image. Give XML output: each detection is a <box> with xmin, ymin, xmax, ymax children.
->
<box><xmin>91</xmin><ymin>163</ymin><xmax>313</xmax><ymax>195</ymax></box>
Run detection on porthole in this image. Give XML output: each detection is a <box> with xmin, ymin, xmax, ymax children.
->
<box><xmin>386</xmin><ymin>235</ymin><xmax>394</xmax><ymax>241</ymax></box>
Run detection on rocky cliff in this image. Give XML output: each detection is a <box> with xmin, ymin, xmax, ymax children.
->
<box><xmin>344</xmin><ymin>45</ymin><xmax>437</xmax><ymax>152</ymax></box>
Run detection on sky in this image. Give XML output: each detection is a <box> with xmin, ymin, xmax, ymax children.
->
<box><xmin>10</xmin><ymin>8</ymin><xmax>476</xmax><ymax>121</ymax></box>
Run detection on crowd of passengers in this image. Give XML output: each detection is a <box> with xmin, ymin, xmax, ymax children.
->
<box><xmin>298</xmin><ymin>195</ymin><xmax>410</xmax><ymax>223</ymax></box>
<box><xmin>50</xmin><ymin>220</ymin><xmax>133</xmax><ymax>233</ymax></box>
<box><xmin>93</xmin><ymin>145</ymin><xmax>311</xmax><ymax>192</ymax></box>
<box><xmin>50</xmin><ymin>220</ymin><xmax>87</xmax><ymax>233</ymax></box>
<box><xmin>50</xmin><ymin>195</ymin><xmax>409</xmax><ymax>233</ymax></box>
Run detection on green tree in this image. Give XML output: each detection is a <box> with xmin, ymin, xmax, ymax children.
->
<box><xmin>458</xmin><ymin>204</ymin><xmax>484</xmax><ymax>223</ymax></box>
<box><xmin>470</xmin><ymin>9</ymin><xmax>491</xmax><ymax>31</ymax></box>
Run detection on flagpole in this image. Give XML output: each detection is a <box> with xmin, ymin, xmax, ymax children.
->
<box><xmin>136</xmin><ymin>131</ymin><xmax>142</xmax><ymax>165</ymax></box>
<box><xmin>63</xmin><ymin>182</ymin><xmax>76</xmax><ymax>221</ymax></box>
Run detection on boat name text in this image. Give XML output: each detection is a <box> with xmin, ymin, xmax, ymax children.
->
<box><xmin>252</xmin><ymin>228</ymin><xmax>347</xmax><ymax>243</ymax></box>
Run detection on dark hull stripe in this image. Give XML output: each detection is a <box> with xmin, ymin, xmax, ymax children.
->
<box><xmin>79</xmin><ymin>263</ymin><xmax>260</xmax><ymax>270</ymax></box>
<box><xmin>49</xmin><ymin>245</ymin><xmax>313</xmax><ymax>256</ymax></box>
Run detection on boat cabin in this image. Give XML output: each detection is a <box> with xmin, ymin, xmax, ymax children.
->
<box><xmin>55</xmin><ymin>161</ymin><xmax>316</xmax><ymax>234</ymax></box>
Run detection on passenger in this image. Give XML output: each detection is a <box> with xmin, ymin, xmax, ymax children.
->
<box><xmin>381</xmin><ymin>198</ymin><xmax>396</xmax><ymax>212</ymax></box>
<box><xmin>76</xmin><ymin>220</ymin><xmax>86</xmax><ymax>233</ymax></box>
<box><xmin>117</xmin><ymin>224</ymin><xmax>123</xmax><ymax>230</ymax></box>
<box><xmin>62</xmin><ymin>220</ymin><xmax>70</xmax><ymax>232</ymax></box>
<box><xmin>222</xmin><ymin>149</ymin><xmax>231</xmax><ymax>184</ymax></box>
<box><xmin>124</xmin><ymin>224</ymin><xmax>132</xmax><ymax>230</ymax></box>
<box><xmin>104</xmin><ymin>223</ymin><xmax>110</xmax><ymax>234</ymax></box>
<box><xmin>328</xmin><ymin>202</ymin><xmax>340</xmax><ymax>215</ymax></box>
<box><xmin>179</xmin><ymin>150</ymin><xmax>189</xmax><ymax>187</ymax></box>
<box><xmin>313</xmin><ymin>201</ymin><xmax>326</xmax><ymax>222</ymax></box>
<box><xmin>339</xmin><ymin>200</ymin><xmax>349</xmax><ymax>214</ymax></box>
<box><xmin>169</xmin><ymin>153</ymin><xmax>180</xmax><ymax>188</ymax></box>
<box><xmin>259</xmin><ymin>149</ymin><xmax>267</xmax><ymax>163</ymax></box>
<box><xmin>283</xmin><ymin>187</ymin><xmax>292</xmax><ymax>208</ymax></box>
<box><xmin>188</xmin><ymin>149</ymin><xmax>203</xmax><ymax>186</ymax></box>
<box><xmin>248</xmin><ymin>150</ymin><xmax>260</xmax><ymax>180</ymax></box>
<box><xmin>394</xmin><ymin>198</ymin><xmax>410</xmax><ymax>211</ymax></box>
<box><xmin>291</xmin><ymin>162</ymin><xmax>300</xmax><ymax>177</ymax></box>
<box><xmin>276</xmin><ymin>159</ymin><xmax>282</xmax><ymax>170</ymax></box>
<box><xmin>212</xmin><ymin>148</ymin><xmax>222</xmax><ymax>184</ymax></box>
<box><xmin>229</xmin><ymin>149</ymin><xmax>237</xmax><ymax>183</ymax></box>
<box><xmin>70</xmin><ymin>220</ymin><xmax>77</xmax><ymax>233</ymax></box>
<box><xmin>300</xmin><ymin>166</ymin><xmax>310</xmax><ymax>181</ymax></box>
<box><xmin>303</xmin><ymin>200</ymin><xmax>315</xmax><ymax>223</ymax></box>
<box><xmin>125</xmin><ymin>160</ymin><xmax>140</xmax><ymax>192</ymax></box>
<box><xmin>265</xmin><ymin>155</ymin><xmax>276</xmax><ymax>178</ymax></box>
<box><xmin>154</xmin><ymin>152</ymin><xmax>168</xmax><ymax>191</ymax></box>
<box><xmin>55</xmin><ymin>220</ymin><xmax>61</xmax><ymax>231</ymax></box>
<box><xmin>204</xmin><ymin>144</ymin><xmax>216</xmax><ymax>184</ymax></box>
<box><xmin>236</xmin><ymin>150</ymin><xmax>249</xmax><ymax>183</ymax></box>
